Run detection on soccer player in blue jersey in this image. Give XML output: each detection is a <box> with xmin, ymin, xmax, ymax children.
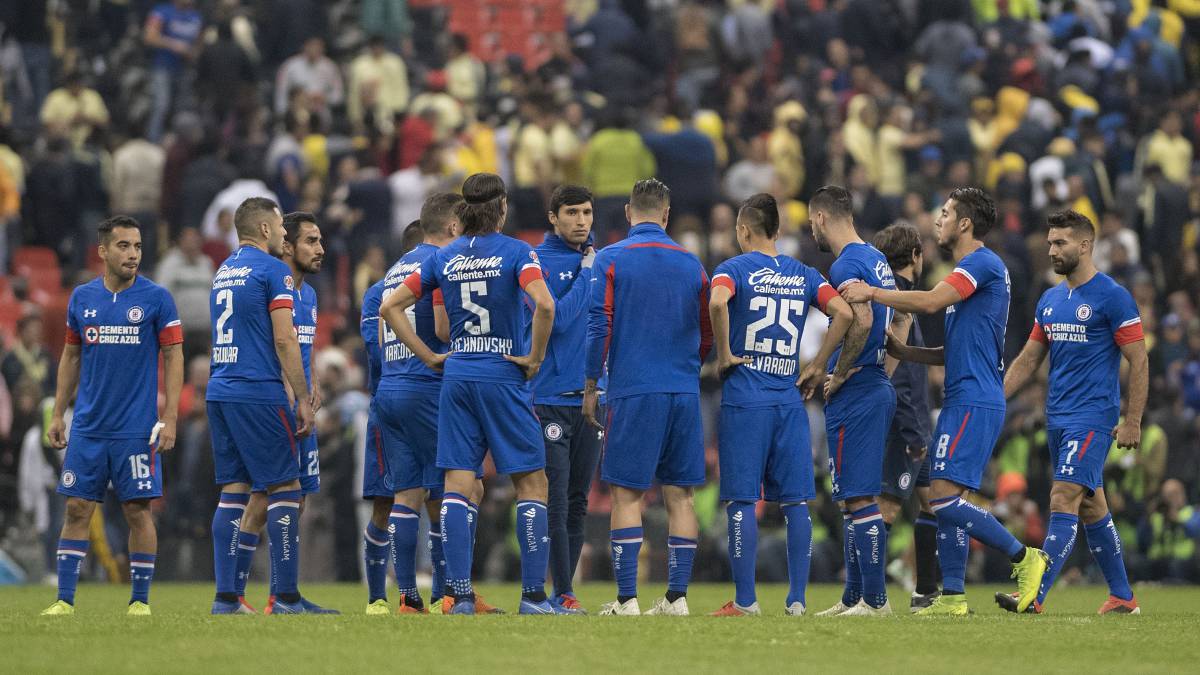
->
<box><xmin>230</xmin><ymin>211</ymin><xmax>336</xmax><ymax>614</ymax></box>
<box><xmin>805</xmin><ymin>186</ymin><xmax>899</xmax><ymax>617</ymax></box>
<box><xmin>998</xmin><ymin>210</ymin><xmax>1146</xmax><ymax>615</ymax></box>
<box><xmin>530</xmin><ymin>185</ymin><xmax>602</xmax><ymax>614</ymax></box>
<box><xmin>842</xmin><ymin>187</ymin><xmax>1049</xmax><ymax>615</ymax></box>
<box><xmin>872</xmin><ymin>223</ymin><xmax>941</xmax><ymax>611</ymax></box>
<box><xmin>585</xmin><ymin>178</ymin><xmax>713</xmax><ymax>617</ymax></box>
<box><xmin>359</xmin><ymin>274</ymin><xmax>395</xmax><ymax>614</ymax></box>
<box><xmin>380</xmin><ymin>173</ymin><xmax>558</xmax><ymax>615</ymax></box>
<box><xmin>207</xmin><ymin>197</ymin><xmax>318</xmax><ymax>615</ymax></box>
<box><xmin>41</xmin><ymin>216</ymin><xmax>184</xmax><ymax>616</ymax></box>
<box><xmin>707</xmin><ymin>193</ymin><xmax>854</xmax><ymax>617</ymax></box>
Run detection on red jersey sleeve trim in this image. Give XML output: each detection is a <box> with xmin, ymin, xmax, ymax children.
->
<box><xmin>519</xmin><ymin>264</ymin><xmax>543</xmax><ymax>289</ymax></box>
<box><xmin>711</xmin><ymin>273</ymin><xmax>736</xmax><ymax>296</ymax></box>
<box><xmin>402</xmin><ymin>271</ymin><xmax>423</xmax><ymax>299</ymax></box>
<box><xmin>158</xmin><ymin>321</ymin><xmax>184</xmax><ymax>347</ymax></box>
<box><xmin>816</xmin><ymin>283</ymin><xmax>839</xmax><ymax>312</ymax></box>
<box><xmin>268</xmin><ymin>294</ymin><xmax>294</xmax><ymax>312</ymax></box>
<box><xmin>65</xmin><ymin>326</ymin><xmax>81</xmax><ymax>345</ymax></box>
<box><xmin>1029</xmin><ymin>321</ymin><xmax>1048</xmax><ymax>344</ymax></box>
<box><xmin>698</xmin><ymin>269</ymin><xmax>713</xmax><ymax>361</ymax></box>
<box><xmin>432</xmin><ymin>289</ymin><xmax>444</xmax><ymax>307</ymax></box>
<box><xmin>1114</xmin><ymin>318</ymin><xmax>1145</xmax><ymax>346</ymax></box>
<box><xmin>943</xmin><ymin>270</ymin><xmax>976</xmax><ymax>300</ymax></box>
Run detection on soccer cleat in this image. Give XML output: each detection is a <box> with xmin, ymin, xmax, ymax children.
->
<box><xmin>784</xmin><ymin>602</ymin><xmax>806</xmax><ymax>616</ymax></box>
<box><xmin>598</xmin><ymin>598</ymin><xmax>641</xmax><ymax>616</ymax></box>
<box><xmin>429</xmin><ymin>598</ymin><xmax>444</xmax><ymax>614</ymax></box>
<box><xmin>237</xmin><ymin>596</ymin><xmax>257</xmax><ymax>614</ymax></box>
<box><xmin>814</xmin><ymin>601</ymin><xmax>855</xmax><ymax>617</ymax></box>
<box><xmin>1097</xmin><ymin>595</ymin><xmax>1140</xmax><ymax>615</ymax></box>
<box><xmin>1011</xmin><ymin>547</ymin><xmax>1051</xmax><ymax>613</ymax></box>
<box><xmin>553</xmin><ymin>594</ymin><xmax>586</xmax><ymax>615</ymax></box>
<box><xmin>518</xmin><ymin>598</ymin><xmax>557</xmax><ymax>615</ymax></box>
<box><xmin>396</xmin><ymin>594</ymin><xmax>427</xmax><ymax>615</ymax></box>
<box><xmin>365</xmin><ymin>600</ymin><xmax>390</xmax><ymax>615</ymax></box>
<box><xmin>473</xmin><ymin>594</ymin><xmax>506</xmax><ymax>614</ymax></box>
<box><xmin>127</xmin><ymin>601</ymin><xmax>151</xmax><ymax>616</ymax></box>
<box><xmin>994</xmin><ymin>591</ymin><xmax>1040</xmax><ymax>614</ymax></box>
<box><xmin>211</xmin><ymin>598</ymin><xmax>254</xmax><ymax>615</ymax></box>
<box><xmin>840</xmin><ymin>600</ymin><xmax>894</xmax><ymax>617</ymax></box>
<box><xmin>709</xmin><ymin>601</ymin><xmax>761</xmax><ymax>617</ymax></box>
<box><xmin>298</xmin><ymin>597</ymin><xmax>340</xmax><ymax>614</ymax></box>
<box><xmin>262</xmin><ymin>595</ymin><xmax>276</xmax><ymax>615</ymax></box>
<box><xmin>643</xmin><ymin>596</ymin><xmax>689</xmax><ymax>616</ymax></box>
<box><xmin>910</xmin><ymin>591</ymin><xmax>941</xmax><ymax>613</ymax></box>
<box><xmin>448</xmin><ymin>599</ymin><xmax>476</xmax><ymax>615</ymax></box>
<box><xmin>915</xmin><ymin>593</ymin><xmax>970</xmax><ymax>617</ymax></box>
<box><xmin>40</xmin><ymin>600</ymin><xmax>75</xmax><ymax>616</ymax></box>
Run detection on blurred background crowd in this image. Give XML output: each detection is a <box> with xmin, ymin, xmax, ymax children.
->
<box><xmin>1</xmin><ymin>0</ymin><xmax>1200</xmax><ymax>594</ymax></box>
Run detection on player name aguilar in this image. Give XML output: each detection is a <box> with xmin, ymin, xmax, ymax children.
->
<box><xmin>748</xmin><ymin>267</ymin><xmax>807</xmax><ymax>296</ymax></box>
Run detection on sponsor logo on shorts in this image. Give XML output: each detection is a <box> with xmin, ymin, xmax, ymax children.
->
<box><xmin>899</xmin><ymin>472</ymin><xmax>912</xmax><ymax>490</ymax></box>
<box><xmin>545</xmin><ymin>423</ymin><xmax>563</xmax><ymax>441</ymax></box>
<box><xmin>61</xmin><ymin>470</ymin><xmax>76</xmax><ymax>488</ymax></box>
<box><xmin>126</xmin><ymin>306</ymin><xmax>145</xmax><ymax>324</ymax></box>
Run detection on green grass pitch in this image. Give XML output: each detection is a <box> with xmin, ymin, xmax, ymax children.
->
<box><xmin>3</xmin><ymin>582</ymin><xmax>1199</xmax><ymax>673</ymax></box>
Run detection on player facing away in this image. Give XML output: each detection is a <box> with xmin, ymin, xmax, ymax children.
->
<box><xmin>42</xmin><ymin>216</ymin><xmax>184</xmax><ymax>617</ymax></box>
<box><xmin>806</xmin><ymin>186</ymin><xmax>900</xmax><ymax>617</ymax></box>
<box><xmin>230</xmin><ymin>211</ymin><xmax>336</xmax><ymax>614</ymax></box>
<box><xmin>998</xmin><ymin>210</ymin><xmax>1146</xmax><ymax>615</ymax></box>
<box><xmin>707</xmin><ymin>194</ymin><xmax>854</xmax><ymax>617</ymax></box>
<box><xmin>585</xmin><ymin>178</ymin><xmax>714</xmax><ymax>617</ymax></box>
<box><xmin>842</xmin><ymin>187</ymin><xmax>1050</xmax><ymax>615</ymax></box>
<box><xmin>529</xmin><ymin>185</ymin><xmax>604</xmax><ymax>614</ymax></box>
<box><xmin>872</xmin><ymin>223</ymin><xmax>941</xmax><ymax>611</ymax></box>
<box><xmin>207</xmin><ymin>198</ymin><xmax>317</xmax><ymax>615</ymax></box>
<box><xmin>381</xmin><ymin>173</ymin><xmax>560</xmax><ymax>615</ymax></box>
<box><xmin>359</xmin><ymin>274</ymin><xmax>395</xmax><ymax>614</ymax></box>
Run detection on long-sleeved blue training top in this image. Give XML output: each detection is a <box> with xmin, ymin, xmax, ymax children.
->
<box><xmin>585</xmin><ymin>222</ymin><xmax>713</xmax><ymax>398</ymax></box>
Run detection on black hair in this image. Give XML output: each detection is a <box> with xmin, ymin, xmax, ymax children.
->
<box><xmin>809</xmin><ymin>185</ymin><xmax>853</xmax><ymax>219</ymax></box>
<box><xmin>738</xmin><ymin>193</ymin><xmax>780</xmax><ymax>239</ymax></box>
<box><xmin>873</xmin><ymin>222</ymin><xmax>923</xmax><ymax>272</ymax></box>
<box><xmin>234</xmin><ymin>197</ymin><xmax>280</xmax><ymax>238</ymax></box>
<box><xmin>1046</xmin><ymin>209</ymin><xmax>1095</xmax><ymax>240</ymax></box>
<box><xmin>947</xmin><ymin>187</ymin><xmax>997</xmax><ymax>238</ymax></box>
<box><xmin>629</xmin><ymin>178</ymin><xmax>670</xmax><ymax>214</ymax></box>
<box><xmin>282</xmin><ymin>211</ymin><xmax>317</xmax><ymax>245</ymax></box>
<box><xmin>420</xmin><ymin>192</ymin><xmax>464</xmax><ymax>236</ymax></box>
<box><xmin>401</xmin><ymin>220</ymin><xmax>424</xmax><ymax>253</ymax></box>
<box><xmin>98</xmin><ymin>215</ymin><xmax>140</xmax><ymax>245</ymax></box>
<box><xmin>456</xmin><ymin>173</ymin><xmax>507</xmax><ymax>236</ymax></box>
<box><xmin>549</xmin><ymin>185</ymin><xmax>594</xmax><ymax>215</ymax></box>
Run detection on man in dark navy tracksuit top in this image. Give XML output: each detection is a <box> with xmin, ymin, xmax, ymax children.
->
<box><xmin>528</xmin><ymin>185</ymin><xmax>605</xmax><ymax>614</ymax></box>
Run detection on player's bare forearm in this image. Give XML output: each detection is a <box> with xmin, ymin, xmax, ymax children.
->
<box><xmin>884</xmin><ymin>311</ymin><xmax>912</xmax><ymax>377</ymax></box>
<box><xmin>709</xmin><ymin>287</ymin><xmax>734</xmax><ymax>360</ymax></box>
<box><xmin>582</xmin><ymin>378</ymin><xmax>601</xmax><ymax>428</ymax></box>
<box><xmin>1121</xmin><ymin>340</ymin><xmax>1149</xmax><ymax>425</ymax></box>
<box><xmin>833</xmin><ymin>301</ymin><xmax>872</xmax><ymax>377</ymax></box>
<box><xmin>52</xmin><ymin>344</ymin><xmax>81</xmax><ymax>419</ymax></box>
<box><xmin>851</xmin><ymin>282</ymin><xmax>961</xmax><ymax>315</ymax></box>
<box><xmin>381</xmin><ymin>285</ymin><xmax>438</xmax><ymax>365</ymax></box>
<box><xmin>160</xmin><ymin>344</ymin><xmax>183</xmax><ymax>423</ymax></box>
<box><xmin>815</xmin><ymin>296</ymin><xmax>854</xmax><ymax>369</ymax></box>
<box><xmin>1003</xmin><ymin>339</ymin><xmax>1047</xmax><ymax>399</ymax></box>
<box><xmin>888</xmin><ymin>340</ymin><xmax>944</xmax><ymax>365</ymax></box>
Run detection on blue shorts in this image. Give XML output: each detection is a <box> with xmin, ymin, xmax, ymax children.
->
<box><xmin>209</xmin><ymin>401</ymin><xmax>301</xmax><ymax>488</ymax></box>
<box><xmin>825</xmin><ymin>381</ymin><xmax>895</xmax><ymax>501</ymax></box>
<box><xmin>602</xmin><ymin>393</ymin><xmax>705</xmax><ymax>490</ymax></box>
<box><xmin>377</xmin><ymin>388</ymin><xmax>444</xmax><ymax>492</ymax></box>
<box><xmin>718</xmin><ymin>403</ymin><xmax>815</xmax><ymax>503</ymax></box>
<box><xmin>929</xmin><ymin>405</ymin><xmax>1005</xmax><ymax>491</ymax></box>
<box><xmin>362</xmin><ymin>408</ymin><xmax>393</xmax><ymax>500</ymax></box>
<box><xmin>1048</xmin><ymin>427</ymin><xmax>1112</xmax><ymax>492</ymax></box>
<box><xmin>437</xmin><ymin>380</ymin><xmax>544</xmax><ymax>475</ymax></box>
<box><xmin>58</xmin><ymin>434</ymin><xmax>162</xmax><ymax>502</ymax></box>
<box><xmin>298</xmin><ymin>431</ymin><xmax>320</xmax><ymax>494</ymax></box>
<box><xmin>881</xmin><ymin>437</ymin><xmax>922</xmax><ymax>501</ymax></box>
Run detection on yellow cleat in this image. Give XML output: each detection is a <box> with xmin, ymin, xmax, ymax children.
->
<box><xmin>365</xmin><ymin>600</ymin><xmax>390</xmax><ymax>616</ymax></box>
<box><xmin>914</xmin><ymin>593</ymin><xmax>970</xmax><ymax>617</ymax></box>
<box><xmin>127</xmin><ymin>601</ymin><xmax>151</xmax><ymax>616</ymax></box>
<box><xmin>41</xmin><ymin>600</ymin><xmax>75</xmax><ymax>616</ymax></box>
<box><xmin>429</xmin><ymin>598</ymin><xmax>444</xmax><ymax>615</ymax></box>
<box><xmin>1011</xmin><ymin>547</ymin><xmax>1051</xmax><ymax>613</ymax></box>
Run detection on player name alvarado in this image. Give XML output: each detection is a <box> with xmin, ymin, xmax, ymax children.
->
<box><xmin>748</xmin><ymin>267</ymin><xmax>807</xmax><ymax>296</ymax></box>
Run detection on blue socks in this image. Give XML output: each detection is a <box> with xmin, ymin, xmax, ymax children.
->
<box><xmin>390</xmin><ymin>504</ymin><xmax>421</xmax><ymax>600</ymax></box>
<box><xmin>611</xmin><ymin>527</ymin><xmax>642</xmax><ymax>600</ymax></box>
<box><xmin>850</xmin><ymin>504</ymin><xmax>888</xmax><ymax>608</ymax></box>
<box><xmin>517</xmin><ymin>500</ymin><xmax>549</xmax><ymax>599</ymax></box>
<box><xmin>233</xmin><ymin>530</ymin><xmax>259</xmax><ymax>597</ymax></box>
<box><xmin>782</xmin><ymin>502</ymin><xmax>812</xmax><ymax>608</ymax></box>
<box><xmin>428</xmin><ymin>527</ymin><xmax>445</xmax><ymax>600</ymax></box>
<box><xmin>667</xmin><ymin>535</ymin><xmax>698</xmax><ymax>595</ymax></box>
<box><xmin>931</xmin><ymin>495</ymin><xmax>1024</xmax><ymax>559</ymax></box>
<box><xmin>441</xmin><ymin>493</ymin><xmax>475</xmax><ymax>598</ymax></box>
<box><xmin>727</xmin><ymin>502</ymin><xmax>758</xmax><ymax>606</ymax></box>
<box><xmin>266</xmin><ymin>490</ymin><xmax>302</xmax><ymax>600</ymax></box>
<box><xmin>1037</xmin><ymin>512</ymin><xmax>1079</xmax><ymax>605</ymax></box>
<box><xmin>840</xmin><ymin>511</ymin><xmax>862</xmax><ymax>606</ymax></box>
<box><xmin>934</xmin><ymin>521</ymin><xmax>968</xmax><ymax>594</ymax></box>
<box><xmin>1085</xmin><ymin>513</ymin><xmax>1134</xmax><ymax>601</ymax></box>
<box><xmin>212</xmin><ymin>492</ymin><xmax>248</xmax><ymax>598</ymax></box>
<box><xmin>56</xmin><ymin>538</ymin><xmax>89</xmax><ymax>604</ymax></box>
<box><xmin>363</xmin><ymin>522</ymin><xmax>390</xmax><ymax>603</ymax></box>
<box><xmin>129</xmin><ymin>552</ymin><xmax>156</xmax><ymax>604</ymax></box>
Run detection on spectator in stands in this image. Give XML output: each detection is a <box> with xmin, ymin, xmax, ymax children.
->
<box><xmin>176</xmin><ymin>136</ymin><xmax>236</xmax><ymax>233</ymax></box>
<box><xmin>7</xmin><ymin>0</ymin><xmax>52</xmax><ymax>133</ymax></box>
<box><xmin>359</xmin><ymin>0</ymin><xmax>413</xmax><ymax>55</ymax></box>
<box><xmin>1145</xmin><ymin>110</ymin><xmax>1194</xmax><ymax>186</ymax></box>
<box><xmin>195</xmin><ymin>20</ymin><xmax>258</xmax><ymax>130</ymax></box>
<box><xmin>722</xmin><ymin>134</ymin><xmax>775</xmax><ymax>203</ymax></box>
<box><xmin>642</xmin><ymin>109</ymin><xmax>718</xmax><ymax>223</ymax></box>
<box><xmin>409</xmin><ymin>71</ymin><xmax>463</xmax><ymax>142</ymax></box>
<box><xmin>274</xmin><ymin>36</ymin><xmax>343</xmax><ymax>122</ymax></box>
<box><xmin>155</xmin><ymin>227</ymin><xmax>213</xmax><ymax>362</ymax></box>
<box><xmin>201</xmin><ymin>160</ymin><xmax>277</xmax><ymax>253</ymax></box>
<box><xmin>581</xmin><ymin>107</ymin><xmax>656</xmax><ymax>243</ymax></box>
<box><xmin>264</xmin><ymin>110</ymin><xmax>308</xmax><ymax>213</ymax></box>
<box><xmin>1140</xmin><ymin>478</ymin><xmax>1200</xmax><ymax>582</ymax></box>
<box><xmin>143</xmin><ymin>0</ymin><xmax>204</xmax><ymax>143</ymax></box>
<box><xmin>21</xmin><ymin>138</ymin><xmax>82</xmax><ymax>267</ymax></box>
<box><xmin>510</xmin><ymin>95</ymin><xmax>557</xmax><ymax>228</ymax></box>
<box><xmin>2</xmin><ymin>314</ymin><xmax>53</xmax><ymax>398</ymax></box>
<box><xmin>446</xmin><ymin>34</ymin><xmax>485</xmax><ymax>120</ymax></box>
<box><xmin>112</xmin><ymin>125</ymin><xmax>166</xmax><ymax>270</ymax></box>
<box><xmin>39</xmin><ymin>72</ymin><xmax>109</xmax><ymax>150</ymax></box>
<box><xmin>347</xmin><ymin>35</ymin><xmax>409</xmax><ymax>135</ymax></box>
<box><xmin>388</xmin><ymin>144</ymin><xmax>444</xmax><ymax>238</ymax></box>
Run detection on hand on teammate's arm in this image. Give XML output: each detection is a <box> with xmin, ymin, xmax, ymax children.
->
<box><xmin>798</xmin><ymin>295</ymin><xmax>854</xmax><ymax>399</ymax></box>
<box><xmin>48</xmin><ymin>343</ymin><xmax>82</xmax><ymax>450</ymax></box>
<box><xmin>708</xmin><ymin>284</ymin><xmax>753</xmax><ymax>376</ymax></box>
<box><xmin>156</xmin><ymin>343</ymin><xmax>184</xmax><ymax>452</ymax></box>
<box><xmin>842</xmin><ymin>280</ymin><xmax>962</xmax><ymax>315</ymax></box>
<box><xmin>381</xmin><ymin>279</ymin><xmax>450</xmax><ymax>372</ymax></box>
<box><xmin>271</xmin><ymin>307</ymin><xmax>313</xmax><ymax>436</ymax></box>
<box><xmin>1114</xmin><ymin>338</ymin><xmax>1149</xmax><ymax>450</ymax></box>
<box><xmin>506</xmin><ymin>278</ymin><xmax>554</xmax><ymax>380</ymax></box>
<box><xmin>884</xmin><ymin>330</ymin><xmax>945</xmax><ymax>365</ymax></box>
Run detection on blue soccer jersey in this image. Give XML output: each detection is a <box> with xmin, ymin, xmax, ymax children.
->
<box><xmin>360</xmin><ymin>280</ymin><xmax>384</xmax><ymax>395</ymax></box>
<box><xmin>382</xmin><ymin>243</ymin><xmax>446</xmax><ymax>391</ymax></box>
<box><xmin>207</xmin><ymin>245</ymin><xmax>295</xmax><ymax>405</ymax></box>
<box><xmin>65</xmin><ymin>276</ymin><xmax>182</xmax><ymax>438</ymax></box>
<box><xmin>826</xmin><ymin>242</ymin><xmax>896</xmax><ymax>378</ymax></box>
<box><xmin>940</xmin><ymin>247</ymin><xmax>1010</xmax><ymax>410</ymax></box>
<box><xmin>294</xmin><ymin>282</ymin><xmax>317</xmax><ymax>386</ymax></box>
<box><xmin>403</xmin><ymin>233</ymin><xmax>543</xmax><ymax>385</ymax></box>
<box><xmin>712</xmin><ymin>251</ymin><xmax>838</xmax><ymax>406</ymax></box>
<box><xmin>1031</xmin><ymin>272</ymin><xmax>1143</xmax><ymax>430</ymax></box>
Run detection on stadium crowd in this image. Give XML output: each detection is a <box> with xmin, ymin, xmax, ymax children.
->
<box><xmin>1</xmin><ymin>0</ymin><xmax>1200</xmax><ymax>593</ymax></box>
